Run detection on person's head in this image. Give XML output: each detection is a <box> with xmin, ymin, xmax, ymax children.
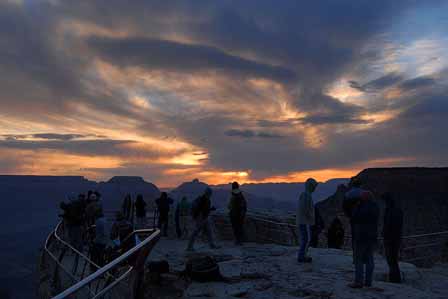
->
<box><xmin>232</xmin><ymin>181</ymin><xmax>239</xmax><ymax>190</ymax></box>
<box><xmin>89</xmin><ymin>193</ymin><xmax>97</xmax><ymax>201</ymax></box>
<box><xmin>350</xmin><ymin>177</ymin><xmax>363</xmax><ymax>188</ymax></box>
<box><xmin>382</xmin><ymin>192</ymin><xmax>395</xmax><ymax>208</ymax></box>
<box><xmin>305</xmin><ymin>178</ymin><xmax>318</xmax><ymax>193</ymax></box>
<box><xmin>161</xmin><ymin>192</ymin><xmax>167</xmax><ymax>199</ymax></box>
<box><xmin>181</xmin><ymin>196</ymin><xmax>187</xmax><ymax>202</ymax></box>
<box><xmin>204</xmin><ymin>187</ymin><xmax>213</xmax><ymax>198</ymax></box>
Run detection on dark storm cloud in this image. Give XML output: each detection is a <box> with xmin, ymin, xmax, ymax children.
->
<box><xmin>298</xmin><ymin>114</ymin><xmax>369</xmax><ymax>125</ymax></box>
<box><xmin>349</xmin><ymin>73</ymin><xmax>404</xmax><ymax>92</ymax></box>
<box><xmin>88</xmin><ymin>36</ymin><xmax>296</xmax><ymax>82</ymax></box>
<box><xmin>0</xmin><ymin>138</ymin><xmax>179</xmax><ymax>159</ymax></box>
<box><xmin>296</xmin><ymin>92</ymin><xmax>367</xmax><ymax>125</ymax></box>
<box><xmin>2</xmin><ymin>133</ymin><xmax>95</xmax><ymax>141</ymax></box>
<box><xmin>224</xmin><ymin>129</ymin><xmax>283</xmax><ymax>139</ymax></box>
<box><xmin>1</xmin><ymin>0</ymin><xmax>447</xmax><ymax>182</ymax></box>
<box><xmin>399</xmin><ymin>76</ymin><xmax>436</xmax><ymax>91</ymax></box>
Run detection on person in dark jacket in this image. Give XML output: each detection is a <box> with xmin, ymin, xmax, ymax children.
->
<box><xmin>134</xmin><ymin>194</ymin><xmax>147</xmax><ymax>228</ymax></box>
<box><xmin>310</xmin><ymin>207</ymin><xmax>325</xmax><ymax>248</ymax></box>
<box><xmin>349</xmin><ymin>191</ymin><xmax>379</xmax><ymax>289</ymax></box>
<box><xmin>382</xmin><ymin>192</ymin><xmax>403</xmax><ymax>283</ymax></box>
<box><xmin>228</xmin><ymin>182</ymin><xmax>247</xmax><ymax>245</ymax></box>
<box><xmin>327</xmin><ymin>217</ymin><xmax>345</xmax><ymax>249</ymax></box>
<box><xmin>122</xmin><ymin>194</ymin><xmax>133</xmax><ymax>222</ymax></box>
<box><xmin>186</xmin><ymin>187</ymin><xmax>218</xmax><ymax>251</ymax></box>
<box><xmin>156</xmin><ymin>192</ymin><xmax>173</xmax><ymax>236</ymax></box>
<box><xmin>343</xmin><ymin>177</ymin><xmax>364</xmax><ymax>260</ymax></box>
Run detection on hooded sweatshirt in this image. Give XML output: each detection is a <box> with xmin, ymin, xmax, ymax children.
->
<box><xmin>296</xmin><ymin>179</ymin><xmax>318</xmax><ymax>226</ymax></box>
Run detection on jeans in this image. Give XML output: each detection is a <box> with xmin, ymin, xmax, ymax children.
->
<box><xmin>384</xmin><ymin>240</ymin><xmax>402</xmax><ymax>283</ymax></box>
<box><xmin>158</xmin><ymin>213</ymin><xmax>169</xmax><ymax>236</ymax></box>
<box><xmin>230</xmin><ymin>216</ymin><xmax>245</xmax><ymax>244</ymax></box>
<box><xmin>187</xmin><ymin>218</ymin><xmax>216</xmax><ymax>249</ymax></box>
<box><xmin>298</xmin><ymin>224</ymin><xmax>311</xmax><ymax>261</ymax></box>
<box><xmin>354</xmin><ymin>242</ymin><xmax>375</xmax><ymax>286</ymax></box>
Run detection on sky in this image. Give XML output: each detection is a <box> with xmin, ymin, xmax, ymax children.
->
<box><xmin>0</xmin><ymin>0</ymin><xmax>447</xmax><ymax>187</ymax></box>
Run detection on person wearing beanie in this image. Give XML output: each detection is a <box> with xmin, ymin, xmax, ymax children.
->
<box><xmin>228</xmin><ymin>182</ymin><xmax>247</xmax><ymax>245</ymax></box>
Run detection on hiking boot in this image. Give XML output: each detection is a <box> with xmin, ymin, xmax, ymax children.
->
<box><xmin>298</xmin><ymin>257</ymin><xmax>312</xmax><ymax>263</ymax></box>
<box><xmin>348</xmin><ymin>282</ymin><xmax>363</xmax><ymax>289</ymax></box>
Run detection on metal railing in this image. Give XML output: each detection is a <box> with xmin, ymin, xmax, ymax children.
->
<box><xmin>213</xmin><ymin>212</ymin><xmax>448</xmax><ymax>266</ymax></box>
<box><xmin>39</xmin><ymin>221</ymin><xmax>160</xmax><ymax>299</ymax></box>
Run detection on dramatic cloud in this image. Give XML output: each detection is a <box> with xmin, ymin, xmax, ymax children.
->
<box><xmin>0</xmin><ymin>0</ymin><xmax>447</xmax><ymax>186</ymax></box>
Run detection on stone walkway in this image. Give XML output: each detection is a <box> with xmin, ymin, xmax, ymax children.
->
<box><xmin>145</xmin><ymin>239</ymin><xmax>448</xmax><ymax>299</ymax></box>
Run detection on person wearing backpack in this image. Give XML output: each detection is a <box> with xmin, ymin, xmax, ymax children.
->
<box><xmin>156</xmin><ymin>192</ymin><xmax>173</xmax><ymax>237</ymax></box>
<box><xmin>60</xmin><ymin>197</ymin><xmax>85</xmax><ymax>274</ymax></box>
<box><xmin>296</xmin><ymin>178</ymin><xmax>318</xmax><ymax>263</ymax></box>
<box><xmin>186</xmin><ymin>187</ymin><xmax>219</xmax><ymax>251</ymax></box>
<box><xmin>134</xmin><ymin>194</ymin><xmax>147</xmax><ymax>228</ymax></box>
<box><xmin>90</xmin><ymin>206</ymin><xmax>108</xmax><ymax>271</ymax></box>
<box><xmin>110</xmin><ymin>211</ymin><xmax>135</xmax><ymax>254</ymax></box>
<box><xmin>228</xmin><ymin>182</ymin><xmax>247</xmax><ymax>245</ymax></box>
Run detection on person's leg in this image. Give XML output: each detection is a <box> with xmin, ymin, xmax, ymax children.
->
<box><xmin>365</xmin><ymin>245</ymin><xmax>375</xmax><ymax>287</ymax></box>
<box><xmin>298</xmin><ymin>224</ymin><xmax>310</xmax><ymax>261</ymax></box>
<box><xmin>187</xmin><ymin>219</ymin><xmax>203</xmax><ymax>250</ymax></box>
<box><xmin>389</xmin><ymin>241</ymin><xmax>402</xmax><ymax>283</ymax></box>
<box><xmin>239</xmin><ymin>217</ymin><xmax>245</xmax><ymax>244</ymax></box>
<box><xmin>230</xmin><ymin>216</ymin><xmax>239</xmax><ymax>244</ymax></box>
<box><xmin>353</xmin><ymin>243</ymin><xmax>364</xmax><ymax>286</ymax></box>
<box><xmin>204</xmin><ymin>218</ymin><xmax>217</xmax><ymax>248</ymax></box>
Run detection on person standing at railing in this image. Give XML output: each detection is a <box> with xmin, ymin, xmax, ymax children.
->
<box><xmin>382</xmin><ymin>192</ymin><xmax>403</xmax><ymax>283</ymax></box>
<box><xmin>296</xmin><ymin>178</ymin><xmax>318</xmax><ymax>263</ymax></box>
<box><xmin>348</xmin><ymin>190</ymin><xmax>379</xmax><ymax>289</ymax></box>
<box><xmin>187</xmin><ymin>187</ymin><xmax>219</xmax><ymax>251</ymax></box>
<box><xmin>228</xmin><ymin>182</ymin><xmax>247</xmax><ymax>246</ymax></box>
<box><xmin>343</xmin><ymin>177</ymin><xmax>365</xmax><ymax>260</ymax></box>
<box><xmin>135</xmin><ymin>194</ymin><xmax>147</xmax><ymax>229</ymax></box>
<box><xmin>156</xmin><ymin>192</ymin><xmax>174</xmax><ymax>237</ymax></box>
<box><xmin>90</xmin><ymin>206</ymin><xmax>108</xmax><ymax>271</ymax></box>
<box><xmin>175</xmin><ymin>196</ymin><xmax>191</xmax><ymax>239</ymax></box>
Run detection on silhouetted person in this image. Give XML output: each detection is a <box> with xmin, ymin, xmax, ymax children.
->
<box><xmin>343</xmin><ymin>177</ymin><xmax>365</xmax><ymax>257</ymax></box>
<box><xmin>175</xmin><ymin>197</ymin><xmax>190</xmax><ymax>239</ymax></box>
<box><xmin>90</xmin><ymin>207</ymin><xmax>108</xmax><ymax>271</ymax></box>
<box><xmin>310</xmin><ymin>207</ymin><xmax>325</xmax><ymax>248</ymax></box>
<box><xmin>296</xmin><ymin>178</ymin><xmax>318</xmax><ymax>263</ymax></box>
<box><xmin>187</xmin><ymin>187</ymin><xmax>218</xmax><ymax>251</ymax></box>
<box><xmin>349</xmin><ymin>191</ymin><xmax>379</xmax><ymax>289</ymax></box>
<box><xmin>60</xmin><ymin>197</ymin><xmax>85</xmax><ymax>274</ymax></box>
<box><xmin>111</xmin><ymin>211</ymin><xmax>135</xmax><ymax>254</ymax></box>
<box><xmin>327</xmin><ymin>217</ymin><xmax>345</xmax><ymax>249</ymax></box>
<box><xmin>122</xmin><ymin>194</ymin><xmax>133</xmax><ymax>221</ymax></box>
<box><xmin>382</xmin><ymin>192</ymin><xmax>403</xmax><ymax>283</ymax></box>
<box><xmin>134</xmin><ymin>194</ymin><xmax>147</xmax><ymax>228</ymax></box>
<box><xmin>156</xmin><ymin>192</ymin><xmax>173</xmax><ymax>236</ymax></box>
<box><xmin>85</xmin><ymin>193</ymin><xmax>100</xmax><ymax>227</ymax></box>
<box><xmin>228</xmin><ymin>182</ymin><xmax>247</xmax><ymax>245</ymax></box>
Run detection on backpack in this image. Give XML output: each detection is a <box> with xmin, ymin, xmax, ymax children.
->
<box><xmin>63</xmin><ymin>200</ymin><xmax>84</xmax><ymax>226</ymax></box>
<box><xmin>182</xmin><ymin>255</ymin><xmax>224</xmax><ymax>282</ymax></box>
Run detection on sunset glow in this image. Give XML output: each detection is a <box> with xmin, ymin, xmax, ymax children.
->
<box><xmin>1</xmin><ymin>1</ymin><xmax>447</xmax><ymax>187</ymax></box>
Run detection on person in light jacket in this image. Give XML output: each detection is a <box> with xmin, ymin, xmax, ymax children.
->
<box><xmin>296</xmin><ymin>178</ymin><xmax>318</xmax><ymax>263</ymax></box>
